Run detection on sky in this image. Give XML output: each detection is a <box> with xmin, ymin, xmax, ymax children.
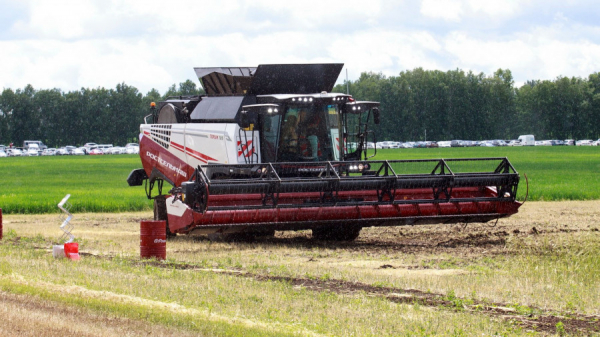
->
<box><xmin>1</xmin><ymin>0</ymin><xmax>599</xmax><ymax>95</ymax></box>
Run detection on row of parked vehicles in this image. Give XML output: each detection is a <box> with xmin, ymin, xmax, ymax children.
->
<box><xmin>0</xmin><ymin>141</ymin><xmax>140</xmax><ymax>157</ymax></box>
<box><xmin>373</xmin><ymin>136</ymin><xmax>600</xmax><ymax>149</ymax></box>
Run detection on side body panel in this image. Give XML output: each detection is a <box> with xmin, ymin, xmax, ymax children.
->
<box><xmin>139</xmin><ymin>122</ymin><xmax>263</xmax><ymax>186</ymax></box>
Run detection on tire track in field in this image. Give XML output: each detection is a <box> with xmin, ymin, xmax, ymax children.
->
<box><xmin>0</xmin><ymin>273</ymin><xmax>326</xmax><ymax>337</ymax></box>
<box><xmin>130</xmin><ymin>258</ymin><xmax>600</xmax><ymax>335</ymax></box>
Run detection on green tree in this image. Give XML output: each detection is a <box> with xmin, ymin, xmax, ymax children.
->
<box><xmin>1</xmin><ymin>85</ymin><xmax>40</xmax><ymax>146</ymax></box>
<box><xmin>162</xmin><ymin>79</ymin><xmax>205</xmax><ymax>99</ymax></box>
<box><xmin>33</xmin><ymin>88</ymin><xmax>64</xmax><ymax>147</ymax></box>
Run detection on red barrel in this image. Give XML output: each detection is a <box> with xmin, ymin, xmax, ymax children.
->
<box><xmin>140</xmin><ymin>220</ymin><xmax>166</xmax><ymax>260</ymax></box>
<box><xmin>0</xmin><ymin>208</ymin><xmax>3</xmax><ymax>240</ymax></box>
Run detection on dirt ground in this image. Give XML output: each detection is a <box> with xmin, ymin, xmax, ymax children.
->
<box><xmin>0</xmin><ymin>291</ymin><xmax>204</xmax><ymax>337</ymax></box>
<box><xmin>1</xmin><ymin>200</ymin><xmax>599</xmax><ymax>335</ymax></box>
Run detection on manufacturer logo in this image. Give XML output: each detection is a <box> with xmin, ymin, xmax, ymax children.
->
<box><xmin>146</xmin><ymin>151</ymin><xmax>188</xmax><ymax>178</ymax></box>
<box><xmin>297</xmin><ymin>167</ymin><xmax>326</xmax><ymax>173</ymax></box>
<box><xmin>154</xmin><ymin>239</ymin><xmax>167</xmax><ymax>244</ymax></box>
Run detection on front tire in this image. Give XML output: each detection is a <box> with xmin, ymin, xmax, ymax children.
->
<box><xmin>154</xmin><ymin>196</ymin><xmax>175</xmax><ymax>237</ymax></box>
<box><xmin>312</xmin><ymin>225</ymin><xmax>362</xmax><ymax>241</ymax></box>
<box><xmin>207</xmin><ymin>229</ymin><xmax>275</xmax><ymax>242</ymax></box>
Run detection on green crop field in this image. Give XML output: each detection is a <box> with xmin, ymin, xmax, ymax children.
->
<box><xmin>378</xmin><ymin>146</ymin><xmax>600</xmax><ymax>201</ymax></box>
<box><xmin>0</xmin><ymin>155</ymin><xmax>150</xmax><ymax>214</ymax></box>
<box><xmin>0</xmin><ymin>146</ymin><xmax>598</xmax><ymax>214</ymax></box>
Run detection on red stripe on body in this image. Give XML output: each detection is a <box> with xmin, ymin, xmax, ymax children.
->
<box><xmin>171</xmin><ymin>141</ymin><xmax>218</xmax><ymax>164</ymax></box>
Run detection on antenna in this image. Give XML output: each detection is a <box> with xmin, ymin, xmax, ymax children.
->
<box><xmin>346</xmin><ymin>68</ymin><xmax>349</xmax><ymax>95</ymax></box>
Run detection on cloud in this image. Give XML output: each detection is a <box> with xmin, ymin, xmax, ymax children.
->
<box><xmin>5</xmin><ymin>0</ymin><xmax>385</xmax><ymax>40</ymax></box>
<box><xmin>420</xmin><ymin>0</ymin><xmax>464</xmax><ymax>22</ymax></box>
<box><xmin>329</xmin><ymin>29</ymin><xmax>443</xmax><ymax>79</ymax></box>
<box><xmin>1</xmin><ymin>0</ymin><xmax>600</xmax><ymax>94</ymax></box>
<box><xmin>466</xmin><ymin>0</ymin><xmax>523</xmax><ymax>18</ymax></box>
<box><xmin>444</xmin><ymin>27</ymin><xmax>600</xmax><ymax>84</ymax></box>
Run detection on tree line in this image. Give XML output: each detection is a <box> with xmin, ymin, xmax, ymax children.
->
<box><xmin>0</xmin><ymin>80</ymin><xmax>203</xmax><ymax>147</ymax></box>
<box><xmin>1</xmin><ymin>68</ymin><xmax>599</xmax><ymax>147</ymax></box>
<box><xmin>333</xmin><ymin>68</ymin><xmax>600</xmax><ymax>142</ymax></box>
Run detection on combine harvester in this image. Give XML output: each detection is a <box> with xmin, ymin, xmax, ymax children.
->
<box><xmin>128</xmin><ymin>64</ymin><xmax>522</xmax><ymax>241</ymax></box>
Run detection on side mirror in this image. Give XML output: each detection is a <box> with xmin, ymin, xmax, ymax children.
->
<box><xmin>373</xmin><ymin>108</ymin><xmax>380</xmax><ymax>125</ymax></box>
<box><xmin>240</xmin><ymin>111</ymin><xmax>251</xmax><ymax>128</ymax></box>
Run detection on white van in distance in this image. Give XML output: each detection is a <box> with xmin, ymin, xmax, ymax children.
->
<box><xmin>518</xmin><ymin>135</ymin><xmax>535</xmax><ymax>146</ymax></box>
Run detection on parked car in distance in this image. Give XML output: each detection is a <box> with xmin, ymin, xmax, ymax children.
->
<box><xmin>89</xmin><ymin>148</ymin><xmax>104</xmax><ymax>155</ymax></box>
<box><xmin>26</xmin><ymin>147</ymin><xmax>40</xmax><ymax>156</ymax></box>
<box><xmin>71</xmin><ymin>147</ymin><xmax>86</xmax><ymax>155</ymax></box>
<box><xmin>576</xmin><ymin>140</ymin><xmax>593</xmax><ymax>146</ymax></box>
<box><xmin>42</xmin><ymin>148</ymin><xmax>57</xmax><ymax>156</ymax></box>
<box><xmin>26</xmin><ymin>144</ymin><xmax>41</xmax><ymax>156</ymax></box>
<box><xmin>55</xmin><ymin>147</ymin><xmax>70</xmax><ymax>155</ymax></box>
<box><xmin>125</xmin><ymin>146</ymin><xmax>139</xmax><ymax>154</ymax></box>
<box><xmin>564</xmin><ymin>139</ymin><xmax>575</xmax><ymax>146</ymax></box>
<box><xmin>508</xmin><ymin>140</ymin><xmax>521</xmax><ymax>146</ymax></box>
<box><xmin>377</xmin><ymin>141</ymin><xmax>396</xmax><ymax>149</ymax></box>
<box><xmin>0</xmin><ymin>150</ymin><xmax>7</xmax><ymax>157</ymax></box>
<box><xmin>490</xmin><ymin>140</ymin><xmax>507</xmax><ymax>146</ymax></box>
<box><xmin>7</xmin><ymin>148</ymin><xmax>24</xmax><ymax>156</ymax></box>
<box><xmin>106</xmin><ymin>147</ymin><xmax>124</xmax><ymax>154</ymax></box>
<box><xmin>83</xmin><ymin>143</ymin><xmax>97</xmax><ymax>153</ymax></box>
<box><xmin>97</xmin><ymin>144</ymin><xmax>113</xmax><ymax>152</ymax></box>
<box><xmin>437</xmin><ymin>141</ymin><xmax>451</xmax><ymax>148</ymax></box>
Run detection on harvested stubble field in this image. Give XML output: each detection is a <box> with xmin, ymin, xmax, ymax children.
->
<box><xmin>1</xmin><ymin>201</ymin><xmax>599</xmax><ymax>336</ymax></box>
<box><xmin>1</xmin><ymin>147</ymin><xmax>600</xmax><ymax>335</ymax></box>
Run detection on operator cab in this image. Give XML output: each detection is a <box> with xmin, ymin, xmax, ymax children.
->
<box><xmin>260</xmin><ymin>102</ymin><xmax>341</xmax><ymax>163</ymax></box>
<box><xmin>252</xmin><ymin>94</ymin><xmax>379</xmax><ymax>164</ymax></box>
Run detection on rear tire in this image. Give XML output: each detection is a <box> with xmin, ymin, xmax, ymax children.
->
<box><xmin>154</xmin><ymin>196</ymin><xmax>175</xmax><ymax>237</ymax></box>
<box><xmin>207</xmin><ymin>229</ymin><xmax>275</xmax><ymax>242</ymax></box>
<box><xmin>312</xmin><ymin>225</ymin><xmax>362</xmax><ymax>241</ymax></box>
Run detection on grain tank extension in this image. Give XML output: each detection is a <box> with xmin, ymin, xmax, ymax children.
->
<box><xmin>127</xmin><ymin>64</ymin><xmax>522</xmax><ymax>240</ymax></box>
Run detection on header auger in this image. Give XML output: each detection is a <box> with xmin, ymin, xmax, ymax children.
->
<box><xmin>128</xmin><ymin>63</ymin><xmax>522</xmax><ymax>241</ymax></box>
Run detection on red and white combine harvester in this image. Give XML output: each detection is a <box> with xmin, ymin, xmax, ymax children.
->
<box><xmin>128</xmin><ymin>64</ymin><xmax>522</xmax><ymax>240</ymax></box>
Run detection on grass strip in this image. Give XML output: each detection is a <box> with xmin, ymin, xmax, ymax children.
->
<box><xmin>0</xmin><ymin>275</ymin><xmax>304</xmax><ymax>337</ymax></box>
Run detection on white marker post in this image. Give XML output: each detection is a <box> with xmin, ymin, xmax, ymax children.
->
<box><xmin>58</xmin><ymin>194</ymin><xmax>75</xmax><ymax>243</ymax></box>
